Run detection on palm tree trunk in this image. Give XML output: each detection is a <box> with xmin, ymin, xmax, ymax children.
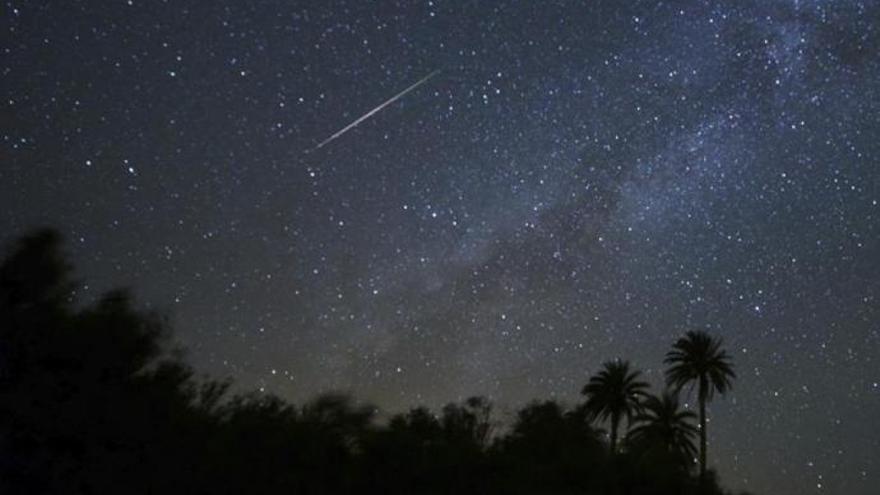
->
<box><xmin>610</xmin><ymin>414</ymin><xmax>619</xmax><ymax>454</ymax></box>
<box><xmin>699</xmin><ymin>380</ymin><xmax>707</xmax><ymax>481</ymax></box>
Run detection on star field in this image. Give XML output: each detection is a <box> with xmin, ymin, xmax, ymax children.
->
<box><xmin>2</xmin><ymin>1</ymin><xmax>879</xmax><ymax>493</ymax></box>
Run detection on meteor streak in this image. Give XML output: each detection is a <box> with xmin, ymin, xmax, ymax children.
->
<box><xmin>307</xmin><ymin>70</ymin><xmax>440</xmax><ymax>153</ymax></box>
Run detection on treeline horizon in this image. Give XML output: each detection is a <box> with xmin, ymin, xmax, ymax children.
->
<box><xmin>0</xmin><ymin>228</ymin><xmax>754</xmax><ymax>495</ymax></box>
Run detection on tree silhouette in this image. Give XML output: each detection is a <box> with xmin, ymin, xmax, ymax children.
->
<box><xmin>362</xmin><ymin>406</ymin><xmax>444</xmax><ymax>493</ymax></box>
<box><xmin>0</xmin><ymin>229</ymin><xmax>220</xmax><ymax>494</ymax></box>
<box><xmin>0</xmin><ymin>229</ymin><xmax>750</xmax><ymax>495</ymax></box>
<box><xmin>665</xmin><ymin>330</ymin><xmax>736</xmax><ymax>481</ymax></box>
<box><xmin>495</xmin><ymin>400</ymin><xmax>605</xmax><ymax>494</ymax></box>
<box><xmin>441</xmin><ymin>396</ymin><xmax>494</xmax><ymax>450</ymax></box>
<box><xmin>582</xmin><ymin>360</ymin><xmax>649</xmax><ymax>454</ymax></box>
<box><xmin>627</xmin><ymin>391</ymin><xmax>698</xmax><ymax>469</ymax></box>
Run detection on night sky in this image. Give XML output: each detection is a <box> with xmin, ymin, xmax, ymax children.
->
<box><xmin>3</xmin><ymin>1</ymin><xmax>879</xmax><ymax>493</ymax></box>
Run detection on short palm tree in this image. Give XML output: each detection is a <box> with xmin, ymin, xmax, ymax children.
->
<box><xmin>581</xmin><ymin>360</ymin><xmax>648</xmax><ymax>454</ymax></box>
<box><xmin>627</xmin><ymin>391</ymin><xmax>698</xmax><ymax>468</ymax></box>
<box><xmin>664</xmin><ymin>330</ymin><xmax>735</xmax><ymax>480</ymax></box>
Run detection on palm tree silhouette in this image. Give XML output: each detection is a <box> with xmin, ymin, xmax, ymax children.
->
<box><xmin>664</xmin><ymin>330</ymin><xmax>735</xmax><ymax>480</ymax></box>
<box><xmin>581</xmin><ymin>360</ymin><xmax>648</xmax><ymax>454</ymax></box>
<box><xmin>627</xmin><ymin>391</ymin><xmax>698</xmax><ymax>468</ymax></box>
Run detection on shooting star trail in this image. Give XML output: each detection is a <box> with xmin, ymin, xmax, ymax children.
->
<box><xmin>307</xmin><ymin>70</ymin><xmax>440</xmax><ymax>153</ymax></box>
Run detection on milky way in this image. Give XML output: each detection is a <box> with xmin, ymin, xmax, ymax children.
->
<box><xmin>2</xmin><ymin>1</ymin><xmax>879</xmax><ymax>493</ymax></box>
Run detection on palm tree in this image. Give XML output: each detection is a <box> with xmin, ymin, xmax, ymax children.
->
<box><xmin>664</xmin><ymin>330</ymin><xmax>735</xmax><ymax>480</ymax></box>
<box><xmin>627</xmin><ymin>391</ymin><xmax>698</xmax><ymax>468</ymax></box>
<box><xmin>581</xmin><ymin>360</ymin><xmax>648</xmax><ymax>454</ymax></box>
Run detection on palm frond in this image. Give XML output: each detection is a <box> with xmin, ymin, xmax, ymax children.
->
<box><xmin>664</xmin><ymin>330</ymin><xmax>735</xmax><ymax>402</ymax></box>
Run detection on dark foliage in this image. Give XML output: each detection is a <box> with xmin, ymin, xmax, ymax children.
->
<box><xmin>0</xmin><ymin>229</ymin><xmax>750</xmax><ymax>495</ymax></box>
<box><xmin>627</xmin><ymin>391</ymin><xmax>698</xmax><ymax>467</ymax></box>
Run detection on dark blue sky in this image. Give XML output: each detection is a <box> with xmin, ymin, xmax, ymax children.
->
<box><xmin>3</xmin><ymin>1</ymin><xmax>879</xmax><ymax>493</ymax></box>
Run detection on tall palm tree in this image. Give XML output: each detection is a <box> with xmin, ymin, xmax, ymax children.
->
<box><xmin>581</xmin><ymin>360</ymin><xmax>648</xmax><ymax>454</ymax></box>
<box><xmin>664</xmin><ymin>330</ymin><xmax>735</xmax><ymax>480</ymax></box>
<box><xmin>627</xmin><ymin>391</ymin><xmax>698</xmax><ymax>468</ymax></box>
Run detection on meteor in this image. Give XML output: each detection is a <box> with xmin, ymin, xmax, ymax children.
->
<box><xmin>307</xmin><ymin>70</ymin><xmax>440</xmax><ymax>153</ymax></box>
